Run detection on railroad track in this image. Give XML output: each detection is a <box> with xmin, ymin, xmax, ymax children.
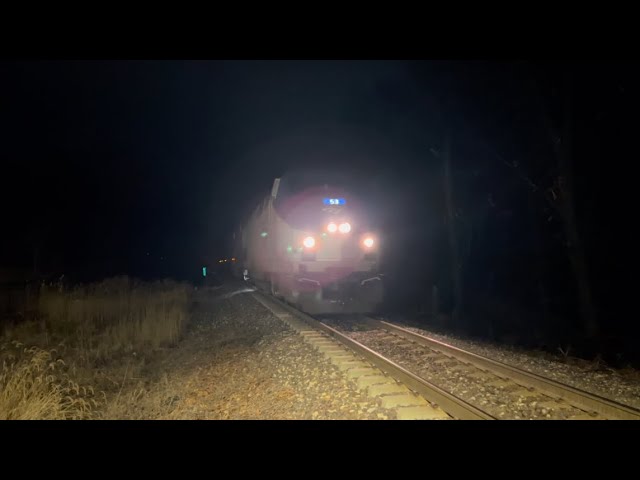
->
<box><xmin>253</xmin><ymin>291</ymin><xmax>493</xmax><ymax>420</ymax></box>
<box><xmin>326</xmin><ymin>316</ymin><xmax>640</xmax><ymax>420</ymax></box>
<box><xmin>252</xmin><ymin>290</ymin><xmax>640</xmax><ymax>420</ymax></box>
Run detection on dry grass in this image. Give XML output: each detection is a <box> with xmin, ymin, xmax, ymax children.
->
<box><xmin>0</xmin><ymin>343</ymin><xmax>96</xmax><ymax>420</ymax></box>
<box><xmin>0</xmin><ymin>277</ymin><xmax>192</xmax><ymax>419</ymax></box>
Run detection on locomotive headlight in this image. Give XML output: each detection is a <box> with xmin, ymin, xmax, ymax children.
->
<box><xmin>363</xmin><ymin>237</ymin><xmax>375</xmax><ymax>248</ymax></box>
<box><xmin>303</xmin><ymin>236</ymin><xmax>316</xmax><ymax>248</ymax></box>
<box><xmin>327</xmin><ymin>222</ymin><xmax>338</xmax><ymax>233</ymax></box>
<box><xmin>338</xmin><ymin>222</ymin><xmax>351</xmax><ymax>233</ymax></box>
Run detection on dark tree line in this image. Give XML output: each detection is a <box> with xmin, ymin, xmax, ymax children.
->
<box><xmin>332</xmin><ymin>61</ymin><xmax>634</xmax><ymax>361</ymax></box>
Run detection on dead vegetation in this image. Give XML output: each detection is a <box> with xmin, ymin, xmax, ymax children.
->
<box><xmin>0</xmin><ymin>277</ymin><xmax>191</xmax><ymax>419</ymax></box>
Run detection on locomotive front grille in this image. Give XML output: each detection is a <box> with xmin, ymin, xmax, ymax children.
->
<box><xmin>316</xmin><ymin>237</ymin><xmax>360</xmax><ymax>261</ymax></box>
<box><xmin>316</xmin><ymin>237</ymin><xmax>341</xmax><ymax>260</ymax></box>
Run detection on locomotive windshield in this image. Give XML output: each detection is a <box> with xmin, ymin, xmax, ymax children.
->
<box><xmin>274</xmin><ymin>170</ymin><xmax>370</xmax><ymax>230</ymax></box>
<box><xmin>276</xmin><ymin>170</ymin><xmax>355</xmax><ymax>200</ymax></box>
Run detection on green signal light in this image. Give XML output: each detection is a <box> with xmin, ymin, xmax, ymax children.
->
<box><xmin>260</xmin><ymin>232</ymin><xmax>268</xmax><ymax>238</ymax></box>
<box><xmin>286</xmin><ymin>246</ymin><xmax>293</xmax><ymax>253</ymax></box>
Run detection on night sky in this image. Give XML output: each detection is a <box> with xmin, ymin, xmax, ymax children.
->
<box><xmin>1</xmin><ymin>61</ymin><xmax>424</xmax><ymax>280</ymax></box>
<box><xmin>1</xmin><ymin>60</ymin><xmax>637</xmax><ymax>346</ymax></box>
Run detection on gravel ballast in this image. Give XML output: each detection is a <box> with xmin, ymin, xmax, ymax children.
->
<box><xmin>395</xmin><ymin>323</ymin><xmax>640</xmax><ymax>411</ymax></box>
<box><xmin>320</xmin><ymin>315</ymin><xmax>640</xmax><ymax>417</ymax></box>
<box><xmin>105</xmin><ymin>284</ymin><xmax>396</xmax><ymax>419</ymax></box>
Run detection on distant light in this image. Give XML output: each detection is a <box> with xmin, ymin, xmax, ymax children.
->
<box><xmin>218</xmin><ymin>260</ymin><xmax>223</xmax><ymax>263</ymax></box>
<box><xmin>303</xmin><ymin>236</ymin><xmax>315</xmax><ymax>248</ymax></box>
<box><xmin>261</xmin><ymin>232</ymin><xmax>268</xmax><ymax>237</ymax></box>
<box><xmin>327</xmin><ymin>222</ymin><xmax>338</xmax><ymax>233</ymax></box>
<box><xmin>202</xmin><ymin>266</ymin><xmax>207</xmax><ymax>277</ymax></box>
<box><xmin>363</xmin><ymin>238</ymin><xmax>374</xmax><ymax>248</ymax></box>
<box><xmin>286</xmin><ymin>246</ymin><xmax>293</xmax><ymax>253</ymax></box>
<box><xmin>231</xmin><ymin>257</ymin><xmax>236</xmax><ymax>261</ymax></box>
<box><xmin>339</xmin><ymin>222</ymin><xmax>351</xmax><ymax>233</ymax></box>
<box><xmin>321</xmin><ymin>232</ymin><xmax>327</xmax><ymax>238</ymax></box>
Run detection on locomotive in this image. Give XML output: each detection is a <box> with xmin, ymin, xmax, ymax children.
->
<box><xmin>233</xmin><ymin>173</ymin><xmax>383</xmax><ymax>313</ymax></box>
